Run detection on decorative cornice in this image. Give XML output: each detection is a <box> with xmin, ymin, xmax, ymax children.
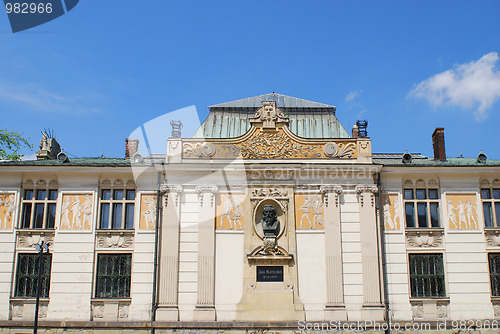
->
<box><xmin>251</xmin><ymin>188</ymin><xmax>288</xmax><ymax>198</ymax></box>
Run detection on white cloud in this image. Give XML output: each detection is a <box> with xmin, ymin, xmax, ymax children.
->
<box><xmin>409</xmin><ymin>52</ymin><xmax>500</xmax><ymax>120</ymax></box>
<box><xmin>345</xmin><ymin>90</ymin><xmax>362</xmax><ymax>102</ymax></box>
<box><xmin>0</xmin><ymin>81</ymin><xmax>104</xmax><ymax>114</ymax></box>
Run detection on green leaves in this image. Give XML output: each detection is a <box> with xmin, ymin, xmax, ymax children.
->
<box><xmin>0</xmin><ymin>129</ymin><xmax>33</xmax><ymax>161</ymax></box>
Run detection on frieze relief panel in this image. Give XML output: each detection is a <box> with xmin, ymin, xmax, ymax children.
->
<box><xmin>382</xmin><ymin>193</ymin><xmax>402</xmax><ymax>231</ymax></box>
<box><xmin>446</xmin><ymin>193</ymin><xmax>480</xmax><ymax>230</ymax></box>
<box><xmin>0</xmin><ymin>192</ymin><xmax>17</xmax><ymax>230</ymax></box>
<box><xmin>60</xmin><ymin>193</ymin><xmax>94</xmax><ymax>231</ymax></box>
<box><xmin>295</xmin><ymin>194</ymin><xmax>324</xmax><ymax>230</ymax></box>
<box><xmin>96</xmin><ymin>231</ymin><xmax>134</xmax><ymax>249</ymax></box>
<box><xmin>216</xmin><ymin>194</ymin><xmax>245</xmax><ymax>230</ymax></box>
<box><xmin>139</xmin><ymin>194</ymin><xmax>157</xmax><ymax>230</ymax></box>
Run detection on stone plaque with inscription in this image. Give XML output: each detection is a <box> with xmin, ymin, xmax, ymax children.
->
<box><xmin>256</xmin><ymin>266</ymin><xmax>284</xmax><ymax>282</ymax></box>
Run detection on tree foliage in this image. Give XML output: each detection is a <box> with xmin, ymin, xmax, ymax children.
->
<box><xmin>0</xmin><ymin>129</ymin><xmax>33</xmax><ymax>161</ymax></box>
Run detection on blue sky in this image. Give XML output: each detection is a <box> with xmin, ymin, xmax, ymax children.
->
<box><xmin>1</xmin><ymin>1</ymin><xmax>500</xmax><ymax>159</ymax></box>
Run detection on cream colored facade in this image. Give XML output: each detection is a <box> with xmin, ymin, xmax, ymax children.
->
<box><xmin>0</xmin><ymin>94</ymin><xmax>500</xmax><ymax>332</ymax></box>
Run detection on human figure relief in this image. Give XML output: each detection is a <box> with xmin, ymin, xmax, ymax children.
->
<box><xmin>383</xmin><ymin>197</ymin><xmax>395</xmax><ymax>230</ymax></box>
<box><xmin>299</xmin><ymin>195</ymin><xmax>314</xmax><ymax>228</ymax></box>
<box><xmin>3</xmin><ymin>194</ymin><xmax>16</xmax><ymax>228</ymax></box>
<box><xmin>71</xmin><ymin>196</ymin><xmax>82</xmax><ymax>229</ymax></box>
<box><xmin>456</xmin><ymin>200</ymin><xmax>467</xmax><ymax>229</ymax></box>
<box><xmin>448</xmin><ymin>200</ymin><xmax>458</xmax><ymax>229</ymax></box>
<box><xmin>142</xmin><ymin>196</ymin><xmax>156</xmax><ymax>229</ymax></box>
<box><xmin>82</xmin><ymin>194</ymin><xmax>93</xmax><ymax>229</ymax></box>
<box><xmin>393</xmin><ymin>196</ymin><xmax>401</xmax><ymax>228</ymax></box>
<box><xmin>311</xmin><ymin>195</ymin><xmax>324</xmax><ymax>229</ymax></box>
<box><xmin>465</xmin><ymin>200</ymin><xmax>478</xmax><ymax>229</ymax></box>
<box><xmin>231</xmin><ymin>201</ymin><xmax>243</xmax><ymax>230</ymax></box>
<box><xmin>220</xmin><ymin>195</ymin><xmax>232</xmax><ymax>229</ymax></box>
<box><xmin>61</xmin><ymin>197</ymin><xmax>71</xmax><ymax>228</ymax></box>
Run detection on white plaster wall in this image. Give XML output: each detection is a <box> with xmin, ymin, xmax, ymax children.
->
<box><xmin>130</xmin><ymin>232</ymin><xmax>155</xmax><ymax>321</ymax></box>
<box><xmin>383</xmin><ymin>233</ymin><xmax>411</xmax><ymax>321</ymax></box>
<box><xmin>445</xmin><ymin>232</ymin><xmax>493</xmax><ymax>319</ymax></box>
<box><xmin>296</xmin><ymin>231</ymin><xmax>326</xmax><ymax>321</ymax></box>
<box><xmin>214</xmin><ymin>232</ymin><xmax>243</xmax><ymax>321</ymax></box>
<box><xmin>0</xmin><ymin>231</ymin><xmax>16</xmax><ymax>320</ymax></box>
<box><xmin>48</xmin><ymin>232</ymin><xmax>94</xmax><ymax>320</ymax></box>
<box><xmin>340</xmin><ymin>191</ymin><xmax>363</xmax><ymax>320</ymax></box>
<box><xmin>178</xmin><ymin>192</ymin><xmax>198</xmax><ymax>321</ymax></box>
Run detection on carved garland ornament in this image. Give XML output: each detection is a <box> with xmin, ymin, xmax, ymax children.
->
<box><xmin>323</xmin><ymin>142</ymin><xmax>356</xmax><ymax>158</ymax></box>
<box><xmin>183</xmin><ymin>142</ymin><xmax>216</xmax><ymax>157</ymax></box>
<box><xmin>406</xmin><ymin>230</ymin><xmax>444</xmax><ymax>248</ymax></box>
<box><xmin>97</xmin><ymin>235</ymin><xmax>134</xmax><ymax>248</ymax></box>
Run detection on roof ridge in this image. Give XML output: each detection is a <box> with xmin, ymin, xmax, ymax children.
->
<box><xmin>207</xmin><ymin>93</ymin><xmax>335</xmax><ymax>109</ymax></box>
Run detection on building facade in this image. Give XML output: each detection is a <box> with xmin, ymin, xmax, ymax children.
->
<box><xmin>0</xmin><ymin>93</ymin><xmax>499</xmax><ymax>332</ymax></box>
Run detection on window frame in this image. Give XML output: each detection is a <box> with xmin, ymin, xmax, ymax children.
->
<box><xmin>20</xmin><ymin>187</ymin><xmax>58</xmax><ymax>229</ymax></box>
<box><xmin>489</xmin><ymin>253</ymin><xmax>500</xmax><ymax>297</ymax></box>
<box><xmin>94</xmin><ymin>253</ymin><xmax>132</xmax><ymax>299</ymax></box>
<box><xmin>403</xmin><ymin>185</ymin><xmax>441</xmax><ymax>228</ymax></box>
<box><xmin>13</xmin><ymin>252</ymin><xmax>52</xmax><ymax>298</ymax></box>
<box><xmin>98</xmin><ymin>185</ymin><xmax>136</xmax><ymax>230</ymax></box>
<box><xmin>481</xmin><ymin>187</ymin><xmax>500</xmax><ymax>228</ymax></box>
<box><xmin>408</xmin><ymin>253</ymin><xmax>446</xmax><ymax>299</ymax></box>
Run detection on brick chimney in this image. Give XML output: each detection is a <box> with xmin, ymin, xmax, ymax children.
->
<box><xmin>352</xmin><ymin>124</ymin><xmax>359</xmax><ymax>138</ymax></box>
<box><xmin>125</xmin><ymin>138</ymin><xmax>139</xmax><ymax>158</ymax></box>
<box><xmin>432</xmin><ymin>128</ymin><xmax>446</xmax><ymax>161</ymax></box>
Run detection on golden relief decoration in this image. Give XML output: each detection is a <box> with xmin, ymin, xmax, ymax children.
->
<box><xmin>446</xmin><ymin>193</ymin><xmax>480</xmax><ymax>230</ymax></box>
<box><xmin>0</xmin><ymin>192</ymin><xmax>16</xmax><ymax>230</ymax></box>
<box><xmin>60</xmin><ymin>194</ymin><xmax>93</xmax><ymax>230</ymax></box>
<box><xmin>182</xmin><ymin>101</ymin><xmax>358</xmax><ymax>160</ymax></box>
<box><xmin>295</xmin><ymin>194</ymin><xmax>324</xmax><ymax>229</ymax></box>
<box><xmin>215</xmin><ymin>194</ymin><xmax>245</xmax><ymax>230</ymax></box>
<box><xmin>139</xmin><ymin>194</ymin><xmax>157</xmax><ymax>230</ymax></box>
<box><xmin>382</xmin><ymin>193</ymin><xmax>401</xmax><ymax>231</ymax></box>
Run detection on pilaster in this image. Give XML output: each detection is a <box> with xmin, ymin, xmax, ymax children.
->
<box><xmin>320</xmin><ymin>185</ymin><xmax>347</xmax><ymax>321</ymax></box>
<box><xmin>156</xmin><ymin>185</ymin><xmax>182</xmax><ymax>321</ymax></box>
<box><xmin>355</xmin><ymin>184</ymin><xmax>385</xmax><ymax>320</ymax></box>
<box><xmin>194</xmin><ymin>185</ymin><xmax>218</xmax><ymax>320</ymax></box>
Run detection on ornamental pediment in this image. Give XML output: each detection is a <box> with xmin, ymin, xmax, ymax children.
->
<box><xmin>180</xmin><ymin>101</ymin><xmax>367</xmax><ymax>160</ymax></box>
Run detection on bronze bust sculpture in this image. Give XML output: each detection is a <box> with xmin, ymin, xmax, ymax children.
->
<box><xmin>260</xmin><ymin>204</ymin><xmax>279</xmax><ymax>237</ymax></box>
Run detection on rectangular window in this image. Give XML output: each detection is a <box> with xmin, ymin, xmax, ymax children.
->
<box><xmin>95</xmin><ymin>254</ymin><xmax>132</xmax><ymax>298</ymax></box>
<box><xmin>482</xmin><ymin>188</ymin><xmax>500</xmax><ymax>228</ymax></box>
<box><xmin>14</xmin><ymin>253</ymin><xmax>52</xmax><ymax>298</ymax></box>
<box><xmin>490</xmin><ymin>253</ymin><xmax>500</xmax><ymax>297</ymax></box>
<box><xmin>409</xmin><ymin>253</ymin><xmax>446</xmax><ymax>298</ymax></box>
<box><xmin>20</xmin><ymin>189</ymin><xmax>58</xmax><ymax>229</ymax></box>
<box><xmin>404</xmin><ymin>188</ymin><xmax>440</xmax><ymax>228</ymax></box>
<box><xmin>99</xmin><ymin>189</ymin><xmax>135</xmax><ymax>229</ymax></box>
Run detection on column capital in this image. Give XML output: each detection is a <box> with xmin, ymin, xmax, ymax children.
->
<box><xmin>195</xmin><ymin>185</ymin><xmax>219</xmax><ymax>194</ymax></box>
<box><xmin>159</xmin><ymin>184</ymin><xmax>183</xmax><ymax>194</ymax></box>
<box><xmin>320</xmin><ymin>185</ymin><xmax>343</xmax><ymax>194</ymax></box>
<box><xmin>355</xmin><ymin>184</ymin><xmax>378</xmax><ymax>194</ymax></box>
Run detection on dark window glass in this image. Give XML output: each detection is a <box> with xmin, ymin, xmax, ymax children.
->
<box><xmin>404</xmin><ymin>189</ymin><xmax>413</xmax><ymax>200</ymax></box>
<box><xmin>416</xmin><ymin>189</ymin><xmax>426</xmax><ymax>200</ymax></box>
<box><xmin>100</xmin><ymin>203</ymin><xmax>110</xmax><ymax>229</ymax></box>
<box><xmin>430</xmin><ymin>203</ymin><xmax>440</xmax><ymax>227</ymax></box>
<box><xmin>49</xmin><ymin>190</ymin><xmax>58</xmax><ymax>201</ymax></box>
<box><xmin>484</xmin><ymin>203</ymin><xmax>493</xmax><ymax>228</ymax></box>
<box><xmin>495</xmin><ymin>203</ymin><xmax>500</xmax><ymax>227</ymax></box>
<box><xmin>36</xmin><ymin>190</ymin><xmax>46</xmax><ymax>201</ymax></box>
<box><xmin>482</xmin><ymin>189</ymin><xmax>491</xmax><ymax>199</ymax></box>
<box><xmin>95</xmin><ymin>254</ymin><xmax>131</xmax><ymax>298</ymax></box>
<box><xmin>112</xmin><ymin>203</ymin><xmax>122</xmax><ymax>229</ymax></box>
<box><xmin>114</xmin><ymin>190</ymin><xmax>123</xmax><ymax>201</ymax></box>
<box><xmin>417</xmin><ymin>202</ymin><xmax>428</xmax><ymax>227</ymax></box>
<box><xmin>490</xmin><ymin>253</ymin><xmax>500</xmax><ymax>297</ymax></box>
<box><xmin>125</xmin><ymin>203</ymin><xmax>134</xmax><ymax>229</ymax></box>
<box><xmin>22</xmin><ymin>203</ymin><xmax>32</xmax><ymax>228</ymax></box>
<box><xmin>34</xmin><ymin>203</ymin><xmax>44</xmax><ymax>228</ymax></box>
<box><xmin>15</xmin><ymin>253</ymin><xmax>52</xmax><ymax>298</ymax></box>
<box><xmin>405</xmin><ymin>203</ymin><xmax>415</xmax><ymax>228</ymax></box>
<box><xmin>47</xmin><ymin>203</ymin><xmax>56</xmax><ymax>229</ymax></box>
<box><xmin>102</xmin><ymin>190</ymin><xmax>111</xmax><ymax>201</ymax></box>
<box><xmin>126</xmin><ymin>190</ymin><xmax>135</xmax><ymax>201</ymax></box>
<box><xmin>409</xmin><ymin>253</ymin><xmax>445</xmax><ymax>298</ymax></box>
<box><xmin>494</xmin><ymin>189</ymin><xmax>500</xmax><ymax>200</ymax></box>
<box><xmin>25</xmin><ymin>190</ymin><xmax>33</xmax><ymax>200</ymax></box>
<box><xmin>428</xmin><ymin>189</ymin><xmax>439</xmax><ymax>199</ymax></box>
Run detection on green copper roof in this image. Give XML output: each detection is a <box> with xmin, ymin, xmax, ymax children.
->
<box><xmin>194</xmin><ymin>93</ymin><xmax>350</xmax><ymax>139</ymax></box>
<box><xmin>0</xmin><ymin>157</ymin><xmax>132</xmax><ymax>167</ymax></box>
